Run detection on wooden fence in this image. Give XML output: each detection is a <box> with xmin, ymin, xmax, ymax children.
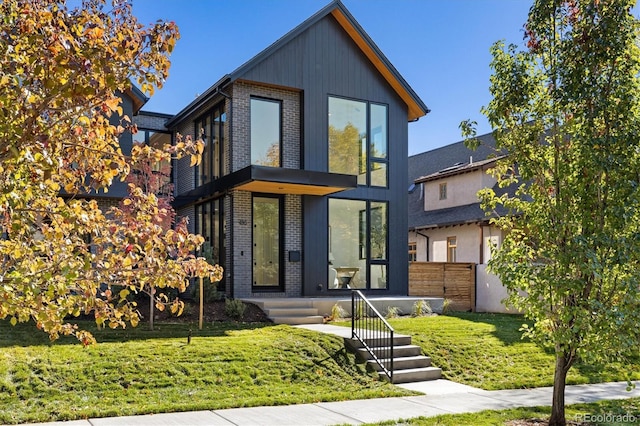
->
<box><xmin>408</xmin><ymin>262</ymin><xmax>476</xmax><ymax>312</ymax></box>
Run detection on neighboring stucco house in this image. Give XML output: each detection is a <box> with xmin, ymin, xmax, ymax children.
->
<box><xmin>408</xmin><ymin>133</ymin><xmax>515</xmax><ymax>312</ymax></box>
<box><xmin>163</xmin><ymin>1</ymin><xmax>428</xmax><ymax>299</ymax></box>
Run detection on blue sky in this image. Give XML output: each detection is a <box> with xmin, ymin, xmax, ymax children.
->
<box><xmin>131</xmin><ymin>0</ymin><xmax>533</xmax><ymax>155</ymax></box>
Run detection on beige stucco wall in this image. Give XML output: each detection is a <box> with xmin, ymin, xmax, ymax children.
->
<box><xmin>427</xmin><ymin>224</ymin><xmax>481</xmax><ymax>263</ymax></box>
<box><xmin>423</xmin><ymin>169</ymin><xmax>497</xmax><ymax>212</ymax></box>
<box><xmin>476</xmin><ymin>264</ymin><xmax>520</xmax><ymax>313</ymax></box>
<box><xmin>408</xmin><ymin>231</ymin><xmax>428</xmax><ymax>262</ymax></box>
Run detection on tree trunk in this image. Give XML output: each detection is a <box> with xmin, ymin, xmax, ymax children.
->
<box><xmin>549</xmin><ymin>352</ymin><xmax>572</xmax><ymax>426</ymax></box>
<box><xmin>149</xmin><ymin>287</ymin><xmax>154</xmax><ymax>331</ymax></box>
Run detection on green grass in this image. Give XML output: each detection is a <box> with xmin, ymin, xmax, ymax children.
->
<box><xmin>385</xmin><ymin>312</ymin><xmax>640</xmax><ymax>390</ymax></box>
<box><xmin>367</xmin><ymin>397</ymin><xmax>640</xmax><ymax>425</ymax></box>
<box><xmin>0</xmin><ymin>320</ymin><xmax>413</xmax><ymax>424</ymax></box>
<box><xmin>5</xmin><ymin>313</ymin><xmax>640</xmax><ymax>425</ymax></box>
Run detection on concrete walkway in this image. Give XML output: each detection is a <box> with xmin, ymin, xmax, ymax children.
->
<box><xmin>19</xmin><ymin>324</ymin><xmax>640</xmax><ymax>426</ymax></box>
<box><xmin>22</xmin><ymin>381</ymin><xmax>640</xmax><ymax>426</ymax></box>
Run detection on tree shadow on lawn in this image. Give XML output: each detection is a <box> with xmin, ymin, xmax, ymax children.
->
<box><xmin>446</xmin><ymin>312</ymin><xmax>640</xmax><ymax>385</ymax></box>
<box><xmin>0</xmin><ymin>319</ymin><xmax>276</xmax><ymax>348</ymax></box>
<box><xmin>446</xmin><ymin>311</ymin><xmax>533</xmax><ymax>345</ymax></box>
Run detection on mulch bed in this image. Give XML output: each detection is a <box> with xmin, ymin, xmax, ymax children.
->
<box><xmin>138</xmin><ymin>298</ymin><xmax>272</xmax><ymax>324</ymax></box>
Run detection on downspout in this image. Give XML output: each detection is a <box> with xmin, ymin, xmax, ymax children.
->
<box><xmin>415</xmin><ymin>230</ymin><xmax>430</xmax><ymax>262</ymax></box>
<box><xmin>479</xmin><ymin>224</ymin><xmax>484</xmax><ymax>265</ymax></box>
<box><xmin>476</xmin><ymin>224</ymin><xmax>484</xmax><ymax>313</ymax></box>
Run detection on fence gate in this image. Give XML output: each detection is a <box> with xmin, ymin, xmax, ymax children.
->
<box><xmin>408</xmin><ymin>262</ymin><xmax>475</xmax><ymax>312</ymax></box>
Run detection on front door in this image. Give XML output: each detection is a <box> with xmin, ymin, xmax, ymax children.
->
<box><xmin>252</xmin><ymin>195</ymin><xmax>283</xmax><ymax>290</ymax></box>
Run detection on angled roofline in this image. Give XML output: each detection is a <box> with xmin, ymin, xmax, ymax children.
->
<box><xmin>165</xmin><ymin>75</ymin><xmax>231</xmax><ymax>128</ymax></box>
<box><xmin>414</xmin><ymin>156</ymin><xmax>505</xmax><ymax>184</ymax></box>
<box><xmin>166</xmin><ymin>0</ymin><xmax>428</xmax><ymax>128</ymax></box>
<box><xmin>125</xmin><ymin>83</ymin><xmax>149</xmax><ymax>114</ymax></box>
<box><xmin>327</xmin><ymin>1</ymin><xmax>429</xmax><ymax>121</ymax></box>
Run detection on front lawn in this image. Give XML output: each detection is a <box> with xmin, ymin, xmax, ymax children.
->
<box><xmin>386</xmin><ymin>312</ymin><xmax>640</xmax><ymax>390</ymax></box>
<box><xmin>0</xmin><ymin>321</ymin><xmax>413</xmax><ymax>424</ymax></box>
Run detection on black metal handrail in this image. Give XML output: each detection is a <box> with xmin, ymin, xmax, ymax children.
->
<box><xmin>351</xmin><ymin>290</ymin><xmax>394</xmax><ymax>381</ymax></box>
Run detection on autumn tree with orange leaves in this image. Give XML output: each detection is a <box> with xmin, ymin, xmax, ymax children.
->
<box><xmin>0</xmin><ymin>0</ymin><xmax>222</xmax><ymax>344</ymax></box>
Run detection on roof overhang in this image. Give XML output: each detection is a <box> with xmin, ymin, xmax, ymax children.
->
<box><xmin>233</xmin><ymin>165</ymin><xmax>356</xmax><ymax>195</ymax></box>
<box><xmin>173</xmin><ymin>165</ymin><xmax>356</xmax><ymax>208</ymax></box>
<box><xmin>125</xmin><ymin>84</ymin><xmax>149</xmax><ymax>114</ymax></box>
<box><xmin>329</xmin><ymin>5</ymin><xmax>429</xmax><ymax>121</ymax></box>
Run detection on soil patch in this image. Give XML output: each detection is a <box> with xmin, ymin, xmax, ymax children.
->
<box><xmin>138</xmin><ymin>298</ymin><xmax>271</xmax><ymax>324</ymax></box>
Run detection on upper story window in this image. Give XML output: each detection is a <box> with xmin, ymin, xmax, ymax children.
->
<box><xmin>328</xmin><ymin>96</ymin><xmax>388</xmax><ymax>187</ymax></box>
<box><xmin>195</xmin><ymin>103</ymin><xmax>226</xmax><ymax>186</ymax></box>
<box><xmin>251</xmin><ymin>97</ymin><xmax>281</xmax><ymax>167</ymax></box>
<box><xmin>132</xmin><ymin>129</ymin><xmax>172</xmax><ymax>196</ymax></box>
<box><xmin>439</xmin><ymin>182</ymin><xmax>447</xmax><ymax>200</ymax></box>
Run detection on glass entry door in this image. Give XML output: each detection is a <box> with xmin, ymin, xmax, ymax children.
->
<box><xmin>252</xmin><ymin>195</ymin><xmax>282</xmax><ymax>289</ymax></box>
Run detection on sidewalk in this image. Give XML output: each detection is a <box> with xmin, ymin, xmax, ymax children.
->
<box><xmin>22</xmin><ymin>380</ymin><xmax>640</xmax><ymax>426</ymax></box>
<box><xmin>19</xmin><ymin>324</ymin><xmax>640</xmax><ymax>425</ymax></box>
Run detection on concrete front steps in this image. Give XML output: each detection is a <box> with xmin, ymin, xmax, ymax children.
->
<box><xmin>244</xmin><ymin>299</ymin><xmax>324</xmax><ymax>325</ymax></box>
<box><xmin>345</xmin><ymin>333</ymin><xmax>442</xmax><ymax>384</ymax></box>
<box><xmin>242</xmin><ymin>297</ymin><xmax>445</xmax><ymax>325</ymax></box>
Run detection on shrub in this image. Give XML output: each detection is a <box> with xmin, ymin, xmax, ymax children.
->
<box><xmin>411</xmin><ymin>299</ymin><xmax>433</xmax><ymax>317</ymax></box>
<box><xmin>385</xmin><ymin>306</ymin><xmax>401</xmax><ymax>319</ymax></box>
<box><xmin>330</xmin><ymin>303</ymin><xmax>347</xmax><ymax>321</ymax></box>
<box><xmin>442</xmin><ymin>298</ymin><xmax>453</xmax><ymax>314</ymax></box>
<box><xmin>224</xmin><ymin>299</ymin><xmax>246</xmax><ymax>320</ymax></box>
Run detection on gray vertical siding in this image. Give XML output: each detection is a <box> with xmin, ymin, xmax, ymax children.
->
<box><xmin>241</xmin><ymin>14</ymin><xmax>410</xmax><ymax>296</ymax></box>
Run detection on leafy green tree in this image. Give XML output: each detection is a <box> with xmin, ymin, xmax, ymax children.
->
<box><xmin>462</xmin><ymin>1</ymin><xmax>640</xmax><ymax>424</ymax></box>
<box><xmin>0</xmin><ymin>0</ymin><xmax>221</xmax><ymax>344</ymax></box>
<box><xmin>329</xmin><ymin>123</ymin><xmax>363</xmax><ymax>176</ymax></box>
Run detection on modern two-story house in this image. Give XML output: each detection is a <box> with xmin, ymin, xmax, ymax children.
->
<box><xmin>162</xmin><ymin>1</ymin><xmax>428</xmax><ymax>300</ymax></box>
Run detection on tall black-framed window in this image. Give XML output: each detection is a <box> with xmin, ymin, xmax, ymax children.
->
<box><xmin>194</xmin><ymin>102</ymin><xmax>226</xmax><ymax>186</ymax></box>
<box><xmin>251</xmin><ymin>97</ymin><xmax>282</xmax><ymax>167</ymax></box>
<box><xmin>195</xmin><ymin>198</ymin><xmax>226</xmax><ymax>292</ymax></box>
<box><xmin>328</xmin><ymin>198</ymin><xmax>388</xmax><ymax>290</ymax></box>
<box><xmin>132</xmin><ymin>129</ymin><xmax>172</xmax><ymax>196</ymax></box>
<box><xmin>252</xmin><ymin>193</ymin><xmax>284</xmax><ymax>290</ymax></box>
<box><xmin>328</xmin><ymin>96</ymin><xmax>388</xmax><ymax>187</ymax></box>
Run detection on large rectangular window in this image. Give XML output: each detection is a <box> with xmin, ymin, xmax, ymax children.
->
<box><xmin>328</xmin><ymin>96</ymin><xmax>388</xmax><ymax>187</ymax></box>
<box><xmin>195</xmin><ymin>103</ymin><xmax>226</xmax><ymax>186</ymax></box>
<box><xmin>195</xmin><ymin>198</ymin><xmax>225</xmax><ymax>292</ymax></box>
<box><xmin>369</xmin><ymin>103</ymin><xmax>388</xmax><ymax>187</ymax></box>
<box><xmin>329</xmin><ymin>198</ymin><xmax>388</xmax><ymax>290</ymax></box>
<box><xmin>328</xmin><ymin>97</ymin><xmax>366</xmax><ymax>184</ymax></box>
<box><xmin>251</xmin><ymin>97</ymin><xmax>281</xmax><ymax>167</ymax></box>
<box><xmin>131</xmin><ymin>129</ymin><xmax>172</xmax><ymax>196</ymax></box>
<box><xmin>253</xmin><ymin>195</ymin><xmax>283</xmax><ymax>289</ymax></box>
